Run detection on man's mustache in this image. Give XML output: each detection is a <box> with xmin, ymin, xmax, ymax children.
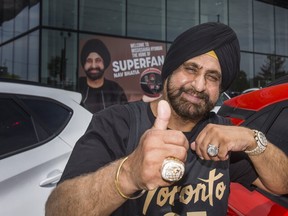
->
<box><xmin>87</xmin><ymin>67</ymin><xmax>101</xmax><ymax>72</ymax></box>
<box><xmin>176</xmin><ymin>86</ymin><xmax>209</xmax><ymax>101</ymax></box>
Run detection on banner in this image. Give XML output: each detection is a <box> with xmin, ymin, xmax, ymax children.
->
<box><xmin>79</xmin><ymin>35</ymin><xmax>166</xmax><ymax>102</ymax></box>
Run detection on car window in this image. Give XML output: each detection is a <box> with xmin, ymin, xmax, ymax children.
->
<box><xmin>243</xmin><ymin>106</ymin><xmax>288</xmax><ymax>154</ymax></box>
<box><xmin>0</xmin><ymin>94</ymin><xmax>72</xmax><ymax>159</ymax></box>
<box><xmin>267</xmin><ymin>107</ymin><xmax>288</xmax><ymax>155</ymax></box>
<box><xmin>0</xmin><ymin>97</ymin><xmax>38</xmax><ymax>157</ymax></box>
<box><xmin>244</xmin><ymin>109</ymin><xmax>271</xmax><ymax>130</ymax></box>
<box><xmin>22</xmin><ymin>96</ymin><xmax>72</xmax><ymax>135</ymax></box>
<box><xmin>216</xmin><ymin>92</ymin><xmax>230</xmax><ymax>106</ymax></box>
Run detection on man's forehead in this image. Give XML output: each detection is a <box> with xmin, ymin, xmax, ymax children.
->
<box><xmin>185</xmin><ymin>54</ymin><xmax>220</xmax><ymax>67</ymax></box>
<box><xmin>87</xmin><ymin>52</ymin><xmax>102</xmax><ymax>59</ymax></box>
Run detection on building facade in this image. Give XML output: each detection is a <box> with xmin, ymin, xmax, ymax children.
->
<box><xmin>1</xmin><ymin>0</ymin><xmax>288</xmax><ymax>98</ymax></box>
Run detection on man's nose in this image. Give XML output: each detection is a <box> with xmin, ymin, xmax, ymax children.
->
<box><xmin>92</xmin><ymin>60</ymin><xmax>98</xmax><ymax>68</ymax></box>
<box><xmin>191</xmin><ymin>75</ymin><xmax>206</xmax><ymax>92</ymax></box>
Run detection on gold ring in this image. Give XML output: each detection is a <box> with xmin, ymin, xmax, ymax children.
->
<box><xmin>161</xmin><ymin>157</ymin><xmax>185</xmax><ymax>182</ymax></box>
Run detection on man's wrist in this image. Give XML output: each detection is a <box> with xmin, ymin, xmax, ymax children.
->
<box><xmin>114</xmin><ymin>157</ymin><xmax>146</xmax><ymax>199</ymax></box>
<box><xmin>245</xmin><ymin>130</ymin><xmax>268</xmax><ymax>156</ymax></box>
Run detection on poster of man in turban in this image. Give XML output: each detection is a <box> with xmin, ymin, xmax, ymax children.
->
<box><xmin>78</xmin><ymin>38</ymin><xmax>128</xmax><ymax>113</ymax></box>
<box><xmin>78</xmin><ymin>36</ymin><xmax>167</xmax><ymax>112</ymax></box>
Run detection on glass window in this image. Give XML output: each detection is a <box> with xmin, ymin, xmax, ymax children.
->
<box><xmin>0</xmin><ymin>94</ymin><xmax>72</xmax><ymax>159</ymax></box>
<box><xmin>216</xmin><ymin>92</ymin><xmax>230</xmax><ymax>106</ymax></box>
<box><xmin>167</xmin><ymin>0</ymin><xmax>199</xmax><ymax>42</ymax></box>
<box><xmin>42</xmin><ymin>0</ymin><xmax>77</xmax><ymax>29</ymax></box>
<box><xmin>1</xmin><ymin>0</ymin><xmax>39</xmax><ymax>42</ymax></box>
<box><xmin>14</xmin><ymin>36</ymin><xmax>28</xmax><ymax>80</ymax></box>
<box><xmin>127</xmin><ymin>0</ymin><xmax>166</xmax><ymax>40</ymax></box>
<box><xmin>15</xmin><ymin>2</ymin><xmax>29</xmax><ymax>37</ymax></box>
<box><xmin>22</xmin><ymin>96</ymin><xmax>72</xmax><ymax>135</ymax></box>
<box><xmin>1</xmin><ymin>43</ymin><xmax>14</xmax><ymax>78</ymax></box>
<box><xmin>240</xmin><ymin>52</ymin><xmax>254</xmax><ymax>86</ymax></box>
<box><xmin>79</xmin><ymin>0</ymin><xmax>125</xmax><ymax>35</ymax></box>
<box><xmin>275</xmin><ymin>6</ymin><xmax>288</xmax><ymax>56</ymax></box>
<box><xmin>0</xmin><ymin>24</ymin><xmax>2</xmax><ymax>44</ymax></box>
<box><xmin>255</xmin><ymin>54</ymin><xmax>287</xmax><ymax>84</ymax></box>
<box><xmin>281</xmin><ymin>56</ymin><xmax>288</xmax><ymax>76</ymax></box>
<box><xmin>274</xmin><ymin>56</ymin><xmax>288</xmax><ymax>80</ymax></box>
<box><xmin>253</xmin><ymin>1</ymin><xmax>274</xmax><ymax>53</ymax></box>
<box><xmin>28</xmin><ymin>30</ymin><xmax>39</xmax><ymax>81</ymax></box>
<box><xmin>229</xmin><ymin>0</ymin><xmax>253</xmax><ymax>51</ymax></box>
<box><xmin>2</xmin><ymin>6</ymin><xmax>14</xmax><ymax>42</ymax></box>
<box><xmin>200</xmin><ymin>0</ymin><xmax>228</xmax><ymax>24</ymax></box>
<box><xmin>0</xmin><ymin>97</ymin><xmax>38</xmax><ymax>158</ymax></box>
<box><xmin>254</xmin><ymin>54</ymin><xmax>275</xmax><ymax>87</ymax></box>
<box><xmin>29</xmin><ymin>0</ymin><xmax>40</xmax><ymax>29</ymax></box>
<box><xmin>41</xmin><ymin>29</ymin><xmax>77</xmax><ymax>90</ymax></box>
<box><xmin>230</xmin><ymin>52</ymin><xmax>253</xmax><ymax>93</ymax></box>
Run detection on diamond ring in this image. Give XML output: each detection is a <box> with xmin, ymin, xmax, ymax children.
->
<box><xmin>207</xmin><ymin>144</ymin><xmax>219</xmax><ymax>157</ymax></box>
<box><xmin>161</xmin><ymin>157</ymin><xmax>185</xmax><ymax>182</ymax></box>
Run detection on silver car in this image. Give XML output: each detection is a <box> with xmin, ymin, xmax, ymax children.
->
<box><xmin>0</xmin><ymin>79</ymin><xmax>92</xmax><ymax>216</ymax></box>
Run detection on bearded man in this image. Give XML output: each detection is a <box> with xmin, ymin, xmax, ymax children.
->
<box><xmin>79</xmin><ymin>39</ymin><xmax>127</xmax><ymax>113</ymax></box>
<box><xmin>47</xmin><ymin>23</ymin><xmax>288</xmax><ymax>216</ymax></box>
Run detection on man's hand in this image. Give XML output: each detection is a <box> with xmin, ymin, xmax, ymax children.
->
<box><xmin>122</xmin><ymin>100</ymin><xmax>189</xmax><ymax>193</ymax></box>
<box><xmin>190</xmin><ymin>124</ymin><xmax>255</xmax><ymax>161</ymax></box>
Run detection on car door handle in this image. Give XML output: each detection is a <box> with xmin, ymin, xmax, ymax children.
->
<box><xmin>39</xmin><ymin>169</ymin><xmax>63</xmax><ymax>187</ymax></box>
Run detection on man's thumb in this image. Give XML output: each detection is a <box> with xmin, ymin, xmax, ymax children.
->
<box><xmin>153</xmin><ymin>100</ymin><xmax>171</xmax><ymax>130</ymax></box>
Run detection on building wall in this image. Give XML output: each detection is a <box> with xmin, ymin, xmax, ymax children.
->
<box><xmin>0</xmin><ymin>0</ymin><xmax>288</xmax><ymax>96</ymax></box>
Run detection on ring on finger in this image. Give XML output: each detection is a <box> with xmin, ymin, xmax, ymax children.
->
<box><xmin>207</xmin><ymin>144</ymin><xmax>219</xmax><ymax>157</ymax></box>
<box><xmin>161</xmin><ymin>157</ymin><xmax>185</xmax><ymax>182</ymax></box>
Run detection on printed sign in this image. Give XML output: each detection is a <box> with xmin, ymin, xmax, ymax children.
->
<box><xmin>79</xmin><ymin>36</ymin><xmax>166</xmax><ymax>101</ymax></box>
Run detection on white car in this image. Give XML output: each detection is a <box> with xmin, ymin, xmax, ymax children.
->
<box><xmin>0</xmin><ymin>79</ymin><xmax>92</xmax><ymax>216</ymax></box>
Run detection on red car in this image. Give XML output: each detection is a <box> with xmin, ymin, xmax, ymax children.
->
<box><xmin>218</xmin><ymin>76</ymin><xmax>288</xmax><ymax>215</ymax></box>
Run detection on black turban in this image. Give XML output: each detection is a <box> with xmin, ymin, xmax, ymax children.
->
<box><xmin>162</xmin><ymin>22</ymin><xmax>240</xmax><ymax>91</ymax></box>
<box><xmin>80</xmin><ymin>39</ymin><xmax>111</xmax><ymax>70</ymax></box>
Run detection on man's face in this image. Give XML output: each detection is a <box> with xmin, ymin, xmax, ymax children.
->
<box><xmin>84</xmin><ymin>52</ymin><xmax>105</xmax><ymax>80</ymax></box>
<box><xmin>166</xmin><ymin>54</ymin><xmax>221</xmax><ymax>121</ymax></box>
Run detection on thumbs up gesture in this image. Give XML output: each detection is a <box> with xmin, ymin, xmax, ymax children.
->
<box><xmin>123</xmin><ymin>100</ymin><xmax>189</xmax><ymax>193</ymax></box>
<box><xmin>153</xmin><ymin>100</ymin><xmax>171</xmax><ymax>130</ymax></box>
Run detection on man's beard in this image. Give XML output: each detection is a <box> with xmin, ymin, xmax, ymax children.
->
<box><xmin>167</xmin><ymin>76</ymin><xmax>215</xmax><ymax>122</ymax></box>
<box><xmin>85</xmin><ymin>67</ymin><xmax>105</xmax><ymax>80</ymax></box>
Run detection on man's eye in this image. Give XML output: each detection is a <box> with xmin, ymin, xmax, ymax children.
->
<box><xmin>207</xmin><ymin>75</ymin><xmax>220</xmax><ymax>82</ymax></box>
<box><xmin>95</xmin><ymin>58</ymin><xmax>102</xmax><ymax>63</ymax></box>
<box><xmin>185</xmin><ymin>66</ymin><xmax>196</xmax><ymax>72</ymax></box>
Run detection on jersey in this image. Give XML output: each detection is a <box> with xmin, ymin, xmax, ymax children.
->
<box><xmin>60</xmin><ymin>100</ymin><xmax>257</xmax><ymax>215</ymax></box>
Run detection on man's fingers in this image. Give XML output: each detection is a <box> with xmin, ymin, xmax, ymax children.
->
<box><xmin>153</xmin><ymin>100</ymin><xmax>171</xmax><ymax>130</ymax></box>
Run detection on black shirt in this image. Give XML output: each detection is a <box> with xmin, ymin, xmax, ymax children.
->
<box><xmin>79</xmin><ymin>77</ymin><xmax>128</xmax><ymax>113</ymax></box>
<box><xmin>60</xmin><ymin>101</ymin><xmax>258</xmax><ymax>215</ymax></box>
